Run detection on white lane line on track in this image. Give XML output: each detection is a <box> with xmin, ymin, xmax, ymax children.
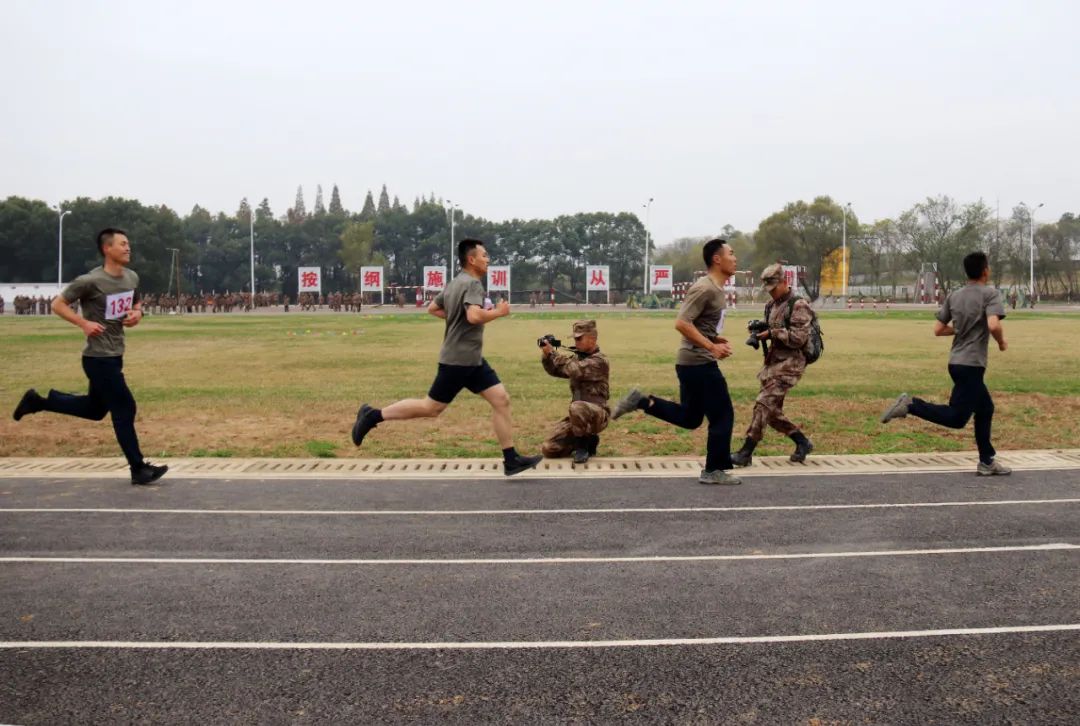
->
<box><xmin>3</xmin><ymin>624</ymin><xmax>1079</xmax><ymax>651</ymax></box>
<box><xmin>2</xmin><ymin>497</ymin><xmax>1080</xmax><ymax>516</ymax></box>
<box><xmin>1</xmin><ymin>543</ymin><xmax>1076</xmax><ymax>566</ymax></box>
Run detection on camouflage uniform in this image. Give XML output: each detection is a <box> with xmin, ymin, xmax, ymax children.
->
<box><xmin>745</xmin><ymin>279</ymin><xmax>812</xmax><ymax>443</ymax></box>
<box><xmin>540</xmin><ymin>320</ymin><xmax>610</xmax><ymax>459</ymax></box>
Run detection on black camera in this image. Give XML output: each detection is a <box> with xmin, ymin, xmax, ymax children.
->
<box><xmin>537</xmin><ymin>334</ymin><xmax>562</xmax><ymax>349</ymax></box>
<box><xmin>745</xmin><ymin>319</ymin><xmax>770</xmax><ymax>350</ymax></box>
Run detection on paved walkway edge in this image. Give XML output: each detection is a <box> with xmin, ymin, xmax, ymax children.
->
<box><xmin>1</xmin><ymin>449</ymin><xmax>1078</xmax><ymax>480</ymax></box>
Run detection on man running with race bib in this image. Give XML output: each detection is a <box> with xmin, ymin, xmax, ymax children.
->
<box><xmin>12</xmin><ymin>228</ymin><xmax>168</xmax><ymax>485</ymax></box>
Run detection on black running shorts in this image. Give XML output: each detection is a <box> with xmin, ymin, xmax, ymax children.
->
<box><xmin>428</xmin><ymin>359</ymin><xmax>502</xmax><ymax>404</ymax></box>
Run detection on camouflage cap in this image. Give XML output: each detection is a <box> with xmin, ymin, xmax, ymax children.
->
<box><xmin>572</xmin><ymin>319</ymin><xmax>598</xmax><ymax>338</ymax></box>
<box><xmin>761</xmin><ymin>263</ymin><xmax>785</xmax><ymax>291</ymax></box>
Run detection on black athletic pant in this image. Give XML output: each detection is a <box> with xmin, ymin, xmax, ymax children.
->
<box><xmin>909</xmin><ymin>364</ymin><xmax>996</xmax><ymax>465</ymax></box>
<box><xmin>43</xmin><ymin>356</ymin><xmax>145</xmax><ymax>468</ymax></box>
<box><xmin>645</xmin><ymin>362</ymin><xmax>734</xmax><ymax>471</ymax></box>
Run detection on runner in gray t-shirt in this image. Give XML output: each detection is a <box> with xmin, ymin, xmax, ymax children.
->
<box><xmin>433</xmin><ymin>271</ymin><xmax>487</xmax><ymax>366</ymax></box>
<box><xmin>349</xmin><ymin>238</ymin><xmax>542</xmax><ymax>476</ymax></box>
<box><xmin>881</xmin><ymin>251</ymin><xmax>1011</xmax><ymax>476</ymax></box>
<box><xmin>11</xmin><ymin>227</ymin><xmax>168</xmax><ymax>486</ymax></box>
<box><xmin>610</xmin><ymin>239</ymin><xmax>740</xmax><ymax>486</ymax></box>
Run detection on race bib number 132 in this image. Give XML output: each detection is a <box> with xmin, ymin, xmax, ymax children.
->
<box><xmin>105</xmin><ymin>290</ymin><xmax>135</xmax><ymax>320</ymax></box>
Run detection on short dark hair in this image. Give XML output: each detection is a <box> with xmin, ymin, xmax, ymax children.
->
<box><xmin>458</xmin><ymin>238</ymin><xmax>484</xmax><ymax>267</ymax></box>
<box><xmin>702</xmin><ymin>238</ymin><xmax>728</xmax><ymax>269</ymax></box>
<box><xmin>963</xmin><ymin>251</ymin><xmax>989</xmax><ymax>280</ymax></box>
<box><xmin>96</xmin><ymin>227</ymin><xmax>127</xmax><ymax>255</ymax></box>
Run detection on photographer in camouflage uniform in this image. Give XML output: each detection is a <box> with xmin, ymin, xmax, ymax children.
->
<box><xmin>539</xmin><ymin>320</ymin><xmax>610</xmax><ymax>464</ymax></box>
<box><xmin>732</xmin><ymin>263</ymin><xmax>814</xmax><ymax>467</ymax></box>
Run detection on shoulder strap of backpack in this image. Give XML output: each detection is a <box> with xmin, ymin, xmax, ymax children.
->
<box><xmin>784</xmin><ymin>296</ymin><xmax>799</xmax><ymax>327</ymax></box>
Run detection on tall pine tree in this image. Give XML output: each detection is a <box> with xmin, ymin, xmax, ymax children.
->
<box><xmin>292</xmin><ymin>185</ymin><xmax>307</xmax><ymax>221</ymax></box>
<box><xmin>257</xmin><ymin>198</ymin><xmax>273</xmax><ymax>222</ymax></box>
<box><xmin>329</xmin><ymin>184</ymin><xmax>345</xmax><ymax>216</ymax></box>
<box><xmin>377</xmin><ymin>184</ymin><xmax>391</xmax><ymax>215</ymax></box>
<box><xmin>313</xmin><ymin>185</ymin><xmax>326</xmax><ymax>216</ymax></box>
<box><xmin>359</xmin><ymin>191</ymin><xmax>376</xmax><ymax>221</ymax></box>
<box><xmin>237</xmin><ymin>197</ymin><xmax>252</xmax><ymax>223</ymax></box>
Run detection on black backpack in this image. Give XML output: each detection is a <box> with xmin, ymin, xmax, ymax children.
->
<box><xmin>766</xmin><ymin>296</ymin><xmax>824</xmax><ymax>365</ymax></box>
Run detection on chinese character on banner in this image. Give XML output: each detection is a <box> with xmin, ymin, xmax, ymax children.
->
<box><xmin>782</xmin><ymin>265</ymin><xmax>799</xmax><ymax>290</ymax></box>
<box><xmin>360</xmin><ymin>266</ymin><xmax>383</xmax><ymax>292</ymax></box>
<box><xmin>298</xmin><ymin>267</ymin><xmax>322</xmax><ymax>293</ymax></box>
<box><xmin>650</xmin><ymin>265</ymin><xmax>673</xmax><ymax>292</ymax></box>
<box><xmin>487</xmin><ymin>266</ymin><xmax>510</xmax><ymax>292</ymax></box>
<box><xmin>586</xmin><ymin>265</ymin><xmax>609</xmax><ymax>291</ymax></box>
<box><xmin>423</xmin><ymin>265</ymin><xmax>447</xmax><ymax>291</ymax></box>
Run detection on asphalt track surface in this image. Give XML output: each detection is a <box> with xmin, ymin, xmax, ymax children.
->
<box><xmin>1</xmin><ymin>469</ymin><xmax>1078</xmax><ymax>724</ymax></box>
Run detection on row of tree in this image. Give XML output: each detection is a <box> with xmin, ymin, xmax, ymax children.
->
<box><xmin>0</xmin><ymin>185</ymin><xmax>648</xmax><ymax>297</ymax></box>
<box><xmin>1</xmin><ymin>187</ymin><xmax>1075</xmax><ymax>299</ymax></box>
<box><xmin>655</xmin><ymin>196</ymin><xmax>1079</xmax><ymax>300</ymax></box>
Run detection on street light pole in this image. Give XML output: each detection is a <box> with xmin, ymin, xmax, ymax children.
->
<box><xmin>841</xmin><ymin>202</ymin><xmax>851</xmax><ymax>298</ymax></box>
<box><xmin>643</xmin><ymin>197</ymin><xmax>653</xmax><ymax>294</ymax></box>
<box><xmin>447</xmin><ymin>200</ymin><xmax>457</xmax><ymax>273</ymax></box>
<box><xmin>1029</xmin><ymin>202</ymin><xmax>1043</xmax><ymax>301</ymax></box>
<box><xmin>57</xmin><ymin>208</ymin><xmax>71</xmax><ymax>288</ymax></box>
<box><xmin>249</xmin><ymin>208</ymin><xmax>256</xmax><ymax>300</ymax></box>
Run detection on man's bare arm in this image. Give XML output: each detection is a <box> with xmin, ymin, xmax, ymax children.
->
<box><xmin>465</xmin><ymin>300</ymin><xmax>510</xmax><ymax>326</ymax></box>
<box><xmin>52</xmin><ymin>296</ymin><xmax>104</xmax><ymax>337</ymax></box>
<box><xmin>674</xmin><ymin>318</ymin><xmax>731</xmax><ymax>358</ymax></box>
<box><xmin>933</xmin><ymin>320</ymin><xmax>954</xmax><ymax>337</ymax></box>
<box><xmin>987</xmin><ymin>314</ymin><xmax>1007</xmax><ymax>351</ymax></box>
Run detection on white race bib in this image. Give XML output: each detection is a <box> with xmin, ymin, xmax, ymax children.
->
<box><xmin>105</xmin><ymin>290</ymin><xmax>135</xmax><ymax>321</ymax></box>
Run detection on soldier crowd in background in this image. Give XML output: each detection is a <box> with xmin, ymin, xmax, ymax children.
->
<box><xmin>2</xmin><ymin>284</ymin><xmax>1045</xmax><ymax>317</ymax></box>
<box><xmin>6</xmin><ymin>295</ymin><xmax>77</xmax><ymax>315</ymax></box>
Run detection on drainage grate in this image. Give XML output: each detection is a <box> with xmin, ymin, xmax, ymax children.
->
<box><xmin>0</xmin><ymin>450</ymin><xmax>1078</xmax><ymax>481</ymax></box>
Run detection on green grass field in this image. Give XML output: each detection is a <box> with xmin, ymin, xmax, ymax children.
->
<box><xmin>2</xmin><ymin>309</ymin><xmax>1077</xmax><ymax>460</ymax></box>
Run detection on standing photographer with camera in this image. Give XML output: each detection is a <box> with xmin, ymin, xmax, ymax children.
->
<box><xmin>538</xmin><ymin>320</ymin><xmax>610</xmax><ymax>464</ymax></box>
<box><xmin>731</xmin><ymin>263</ymin><xmax>815</xmax><ymax>467</ymax></box>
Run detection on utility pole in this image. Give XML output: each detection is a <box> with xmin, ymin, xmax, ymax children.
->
<box><xmin>842</xmin><ymin>202</ymin><xmax>851</xmax><ymax>298</ymax></box>
<box><xmin>56</xmin><ymin>208</ymin><xmax>72</xmax><ymax>289</ymax></box>
<box><xmin>167</xmin><ymin>248</ymin><xmax>181</xmax><ymax>312</ymax></box>
<box><xmin>642</xmin><ymin>198</ymin><xmax>653</xmax><ymax>294</ymax></box>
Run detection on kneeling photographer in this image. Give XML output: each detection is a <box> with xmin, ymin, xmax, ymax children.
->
<box><xmin>538</xmin><ymin>320</ymin><xmax>610</xmax><ymax>464</ymax></box>
<box><xmin>732</xmin><ymin>264</ymin><xmax>816</xmax><ymax>466</ymax></box>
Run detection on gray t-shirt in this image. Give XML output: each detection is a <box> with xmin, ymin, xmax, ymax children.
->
<box><xmin>676</xmin><ymin>275</ymin><xmax>728</xmax><ymax>366</ymax></box>
<box><xmin>936</xmin><ymin>283</ymin><xmax>1006</xmax><ymax>368</ymax></box>
<box><xmin>62</xmin><ymin>266</ymin><xmax>140</xmax><ymax>358</ymax></box>
<box><xmin>433</xmin><ymin>271</ymin><xmax>486</xmax><ymax>366</ymax></box>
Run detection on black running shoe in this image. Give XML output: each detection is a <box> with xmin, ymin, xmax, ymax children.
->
<box><xmin>351</xmin><ymin>404</ymin><xmax>378</xmax><ymax>447</ymax></box>
<box><xmin>131</xmin><ymin>463</ymin><xmax>169</xmax><ymax>486</ymax></box>
<box><xmin>13</xmin><ymin>389</ymin><xmax>44</xmax><ymax>421</ymax></box>
<box><xmin>504</xmin><ymin>454</ymin><xmax>543</xmax><ymax>477</ymax></box>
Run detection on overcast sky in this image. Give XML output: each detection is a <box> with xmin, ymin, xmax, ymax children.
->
<box><xmin>2</xmin><ymin>0</ymin><xmax>1077</xmax><ymax>245</ymax></box>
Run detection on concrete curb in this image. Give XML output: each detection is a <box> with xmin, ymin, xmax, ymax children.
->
<box><xmin>1</xmin><ymin>449</ymin><xmax>1078</xmax><ymax>480</ymax></box>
